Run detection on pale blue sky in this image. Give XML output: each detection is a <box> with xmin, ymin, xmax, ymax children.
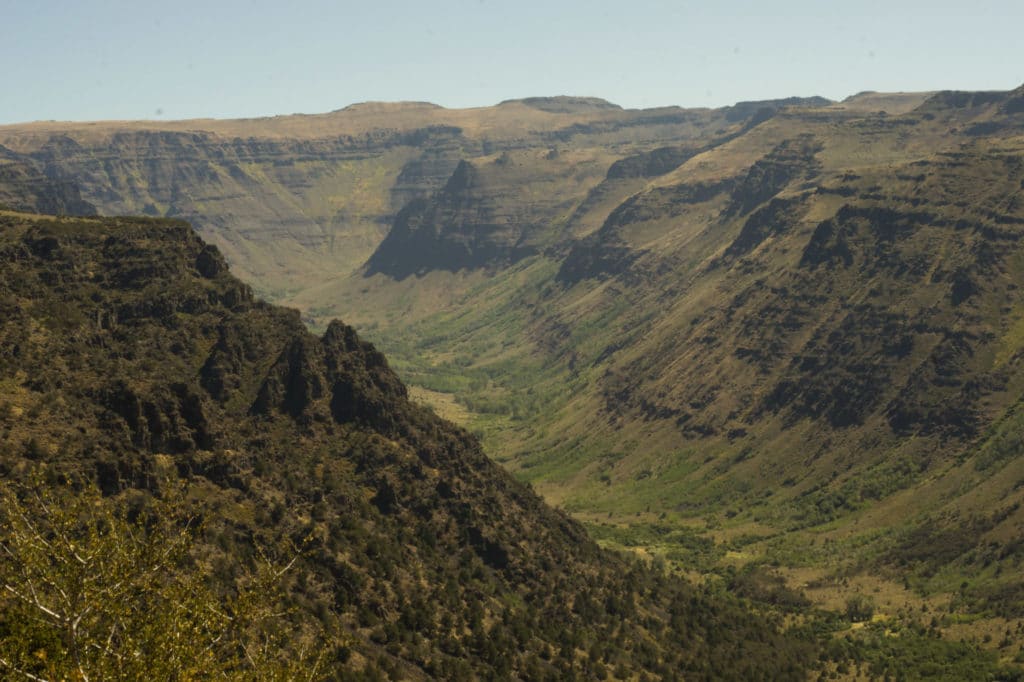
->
<box><xmin>2</xmin><ymin>0</ymin><xmax>1021</xmax><ymax>124</ymax></box>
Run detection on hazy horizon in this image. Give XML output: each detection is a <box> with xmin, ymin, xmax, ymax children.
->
<box><xmin>3</xmin><ymin>0</ymin><xmax>1022</xmax><ymax>125</ymax></box>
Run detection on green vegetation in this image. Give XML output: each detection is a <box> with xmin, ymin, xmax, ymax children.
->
<box><xmin>814</xmin><ymin>620</ymin><xmax>1018</xmax><ymax>682</ymax></box>
<box><xmin>587</xmin><ymin>521</ymin><xmax>725</xmax><ymax>572</ymax></box>
<box><xmin>5</xmin><ymin>85</ymin><xmax>1024</xmax><ymax>676</ymax></box>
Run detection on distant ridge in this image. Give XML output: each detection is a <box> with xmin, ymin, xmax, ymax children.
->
<box><xmin>337</xmin><ymin>100</ymin><xmax>444</xmax><ymax>113</ymax></box>
<box><xmin>499</xmin><ymin>95</ymin><xmax>623</xmax><ymax>112</ymax></box>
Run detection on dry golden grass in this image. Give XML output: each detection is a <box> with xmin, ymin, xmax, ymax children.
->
<box><xmin>0</xmin><ymin>100</ymin><xmax>632</xmax><ymax>146</ymax></box>
<box><xmin>407</xmin><ymin>385</ymin><xmax>471</xmax><ymax>426</ymax></box>
<box><xmin>830</xmin><ymin>91</ymin><xmax>936</xmax><ymax>114</ymax></box>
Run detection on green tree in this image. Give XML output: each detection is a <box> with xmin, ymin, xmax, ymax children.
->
<box><xmin>845</xmin><ymin>593</ymin><xmax>876</xmax><ymax>623</ymax></box>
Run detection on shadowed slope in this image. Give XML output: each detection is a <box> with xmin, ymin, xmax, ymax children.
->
<box><xmin>0</xmin><ymin>212</ymin><xmax>812</xmax><ymax>679</ymax></box>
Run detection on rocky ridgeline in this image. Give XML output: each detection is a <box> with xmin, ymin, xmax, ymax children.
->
<box><xmin>548</xmin><ymin>90</ymin><xmax>1024</xmax><ymax>519</ymax></box>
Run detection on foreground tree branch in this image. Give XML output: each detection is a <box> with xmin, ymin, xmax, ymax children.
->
<box><xmin>0</xmin><ymin>477</ymin><xmax>325</xmax><ymax>681</ymax></box>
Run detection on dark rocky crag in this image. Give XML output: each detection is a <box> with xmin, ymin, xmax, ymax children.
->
<box><xmin>0</xmin><ymin>213</ymin><xmax>811</xmax><ymax>680</ymax></box>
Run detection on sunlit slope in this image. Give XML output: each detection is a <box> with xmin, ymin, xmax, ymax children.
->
<box><xmin>334</xmin><ymin>87</ymin><xmax>1024</xmax><ymax>628</ymax></box>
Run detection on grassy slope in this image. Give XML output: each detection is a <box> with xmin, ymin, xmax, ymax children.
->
<box><xmin>311</xmin><ymin>91</ymin><xmax>1024</xmax><ymax>670</ymax></box>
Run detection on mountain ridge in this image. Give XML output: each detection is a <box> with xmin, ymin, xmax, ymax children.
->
<box><xmin>0</xmin><ymin>209</ymin><xmax>816</xmax><ymax>679</ymax></box>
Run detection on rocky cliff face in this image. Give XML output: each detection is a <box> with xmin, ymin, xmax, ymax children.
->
<box><xmin>1</xmin><ymin>128</ymin><xmax>472</xmax><ymax>290</ymax></box>
<box><xmin>552</xmin><ymin>88</ymin><xmax>1024</xmax><ymax>444</ymax></box>
<box><xmin>0</xmin><ymin>144</ymin><xmax>95</xmax><ymax>216</ymax></box>
<box><xmin>366</xmin><ymin>154</ymin><xmax>590</xmax><ymax>278</ymax></box>
<box><xmin>0</xmin><ymin>98</ymin><xmax>824</xmax><ymax>296</ymax></box>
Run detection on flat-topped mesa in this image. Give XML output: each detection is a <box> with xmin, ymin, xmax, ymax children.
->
<box><xmin>915</xmin><ymin>86</ymin><xmax>1023</xmax><ymax>114</ymax></box>
<box><xmin>0</xmin><ymin>95</ymin><xmax>744</xmax><ymax>291</ymax></box>
<box><xmin>498</xmin><ymin>95</ymin><xmax>623</xmax><ymax>112</ymax></box>
<box><xmin>336</xmin><ymin>100</ymin><xmax>444</xmax><ymax>113</ymax></box>
<box><xmin>724</xmin><ymin>95</ymin><xmax>834</xmax><ymax>121</ymax></box>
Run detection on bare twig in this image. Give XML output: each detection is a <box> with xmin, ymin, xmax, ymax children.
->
<box><xmin>0</xmin><ymin>657</ymin><xmax>52</xmax><ymax>682</ymax></box>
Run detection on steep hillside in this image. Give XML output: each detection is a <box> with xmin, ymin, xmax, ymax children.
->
<box><xmin>366</xmin><ymin>155</ymin><xmax>579</xmax><ymax>278</ymax></box>
<box><xmin>0</xmin><ymin>211</ymin><xmax>815</xmax><ymax>679</ymax></box>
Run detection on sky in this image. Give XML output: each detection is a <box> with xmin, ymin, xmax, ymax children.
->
<box><xmin>2</xmin><ymin>0</ymin><xmax>1022</xmax><ymax>124</ymax></box>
